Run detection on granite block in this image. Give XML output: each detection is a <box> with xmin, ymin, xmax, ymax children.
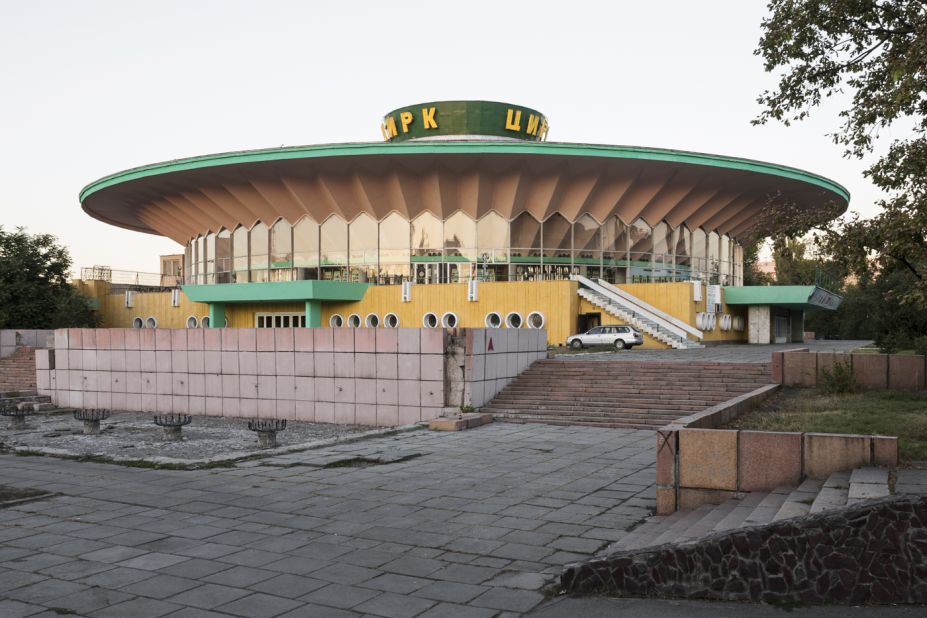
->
<box><xmin>678</xmin><ymin>428</ymin><xmax>738</xmax><ymax>491</ymax></box>
<box><xmin>739</xmin><ymin>431</ymin><xmax>802</xmax><ymax>491</ymax></box>
<box><xmin>804</xmin><ymin>433</ymin><xmax>871</xmax><ymax>479</ymax></box>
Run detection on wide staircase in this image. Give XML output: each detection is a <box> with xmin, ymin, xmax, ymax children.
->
<box><xmin>611</xmin><ymin>467</ymin><xmax>912</xmax><ymax>552</ymax></box>
<box><xmin>484</xmin><ymin>359</ymin><xmax>772</xmax><ymax>429</ymax></box>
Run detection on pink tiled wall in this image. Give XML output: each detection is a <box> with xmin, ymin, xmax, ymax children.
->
<box><xmin>36</xmin><ymin>326</ymin><xmax>548</xmax><ymax>426</ymax></box>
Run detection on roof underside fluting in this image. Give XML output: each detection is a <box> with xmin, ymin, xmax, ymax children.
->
<box><xmin>80</xmin><ymin>141</ymin><xmax>849</xmax><ymax>244</ymax></box>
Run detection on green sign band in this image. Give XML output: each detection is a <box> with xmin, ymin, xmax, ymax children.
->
<box><xmin>381</xmin><ymin>100</ymin><xmax>548</xmax><ymax>143</ymax></box>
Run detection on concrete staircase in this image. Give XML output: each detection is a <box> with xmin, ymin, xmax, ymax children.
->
<box><xmin>612</xmin><ymin>467</ymin><xmax>894</xmax><ymax>552</ymax></box>
<box><xmin>484</xmin><ymin>359</ymin><xmax>772</xmax><ymax>429</ymax></box>
<box><xmin>572</xmin><ymin>275</ymin><xmax>705</xmax><ymax>350</ymax></box>
<box><xmin>0</xmin><ymin>346</ymin><xmax>37</xmax><ymax>392</ymax></box>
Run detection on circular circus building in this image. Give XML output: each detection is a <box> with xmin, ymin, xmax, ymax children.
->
<box><xmin>79</xmin><ymin>100</ymin><xmax>847</xmax><ymax>347</ymax></box>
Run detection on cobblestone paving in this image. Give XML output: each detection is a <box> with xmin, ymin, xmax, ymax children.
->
<box><xmin>554</xmin><ymin>340</ymin><xmax>870</xmax><ymax>364</ymax></box>
<box><xmin>0</xmin><ymin>423</ymin><xmax>655</xmax><ymax>617</ymax></box>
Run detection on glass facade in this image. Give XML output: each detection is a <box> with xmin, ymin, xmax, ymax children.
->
<box><xmin>184</xmin><ymin>214</ymin><xmax>744</xmax><ymax>286</ymax></box>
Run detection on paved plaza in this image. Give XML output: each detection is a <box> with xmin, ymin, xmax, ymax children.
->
<box><xmin>0</xmin><ymin>423</ymin><xmax>655</xmax><ymax>617</ymax></box>
<box><xmin>554</xmin><ymin>339</ymin><xmax>869</xmax><ymax>363</ymax></box>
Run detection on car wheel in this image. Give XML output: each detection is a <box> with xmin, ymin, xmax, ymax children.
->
<box><xmin>570</xmin><ymin>339</ymin><xmax>583</xmax><ymax>350</ymax></box>
<box><xmin>615</xmin><ymin>339</ymin><xmax>629</xmax><ymax>350</ymax></box>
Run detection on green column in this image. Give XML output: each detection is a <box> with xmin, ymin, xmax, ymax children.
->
<box><xmin>305</xmin><ymin>300</ymin><xmax>321</xmax><ymax>327</ymax></box>
<box><xmin>208</xmin><ymin>302</ymin><xmax>226</xmax><ymax>328</ymax></box>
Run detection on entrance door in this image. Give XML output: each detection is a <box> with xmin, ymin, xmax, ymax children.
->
<box><xmin>774</xmin><ymin>316</ymin><xmax>789</xmax><ymax>343</ymax></box>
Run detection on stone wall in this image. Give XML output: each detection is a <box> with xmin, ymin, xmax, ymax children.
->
<box><xmin>1</xmin><ymin>329</ymin><xmax>54</xmax><ymax>358</ymax></box>
<box><xmin>656</xmin><ymin>426</ymin><xmax>898</xmax><ymax>514</ymax></box>
<box><xmin>561</xmin><ymin>494</ymin><xmax>927</xmax><ymax>605</ymax></box>
<box><xmin>34</xmin><ymin>327</ymin><xmax>547</xmax><ymax>426</ymax></box>
<box><xmin>775</xmin><ymin>349</ymin><xmax>926</xmax><ymax>391</ymax></box>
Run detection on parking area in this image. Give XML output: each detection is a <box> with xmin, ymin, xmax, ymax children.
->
<box><xmin>554</xmin><ymin>340</ymin><xmax>869</xmax><ymax>364</ymax></box>
<box><xmin>0</xmin><ymin>423</ymin><xmax>655</xmax><ymax>617</ymax></box>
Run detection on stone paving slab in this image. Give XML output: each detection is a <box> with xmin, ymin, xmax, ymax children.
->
<box><xmin>0</xmin><ymin>423</ymin><xmax>655</xmax><ymax>616</ymax></box>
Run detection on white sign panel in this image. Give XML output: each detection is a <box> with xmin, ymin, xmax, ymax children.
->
<box><xmin>706</xmin><ymin>284</ymin><xmax>722</xmax><ymax>313</ymax></box>
<box><xmin>691</xmin><ymin>280</ymin><xmax>703</xmax><ymax>302</ymax></box>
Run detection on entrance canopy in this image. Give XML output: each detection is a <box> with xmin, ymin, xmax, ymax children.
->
<box><xmin>723</xmin><ymin>285</ymin><xmax>842</xmax><ymax>310</ymax></box>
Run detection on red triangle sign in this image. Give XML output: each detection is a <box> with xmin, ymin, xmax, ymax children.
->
<box><xmin>487</xmin><ymin>337</ymin><xmax>494</xmax><ymax>351</ymax></box>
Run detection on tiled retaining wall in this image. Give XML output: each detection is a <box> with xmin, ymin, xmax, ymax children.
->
<box><xmin>562</xmin><ymin>494</ymin><xmax>927</xmax><ymax>605</ymax></box>
<box><xmin>1</xmin><ymin>329</ymin><xmax>54</xmax><ymax>358</ymax></box>
<box><xmin>656</xmin><ymin>426</ymin><xmax>898</xmax><ymax>514</ymax></box>
<box><xmin>774</xmin><ymin>349</ymin><xmax>927</xmax><ymax>390</ymax></box>
<box><xmin>34</xmin><ymin>327</ymin><xmax>547</xmax><ymax>426</ymax></box>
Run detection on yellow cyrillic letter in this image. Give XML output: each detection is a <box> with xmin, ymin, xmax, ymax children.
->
<box><xmin>385</xmin><ymin>116</ymin><xmax>398</xmax><ymax>138</ymax></box>
<box><xmin>526</xmin><ymin>114</ymin><xmax>540</xmax><ymax>136</ymax></box>
<box><xmin>380</xmin><ymin>122</ymin><xmax>390</xmax><ymax>140</ymax></box>
<box><xmin>505</xmin><ymin>108</ymin><xmax>522</xmax><ymax>131</ymax></box>
<box><xmin>422</xmin><ymin>107</ymin><xmax>438</xmax><ymax>129</ymax></box>
<box><xmin>400</xmin><ymin>111</ymin><xmax>414</xmax><ymax>133</ymax></box>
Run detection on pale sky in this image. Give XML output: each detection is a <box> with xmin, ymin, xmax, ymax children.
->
<box><xmin>0</xmin><ymin>0</ymin><xmax>883</xmax><ymax>275</ymax></box>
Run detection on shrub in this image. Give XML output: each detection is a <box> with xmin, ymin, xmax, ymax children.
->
<box><xmin>914</xmin><ymin>336</ymin><xmax>927</xmax><ymax>357</ymax></box>
<box><xmin>819</xmin><ymin>359</ymin><xmax>858</xmax><ymax>395</ymax></box>
<box><xmin>875</xmin><ymin>332</ymin><xmax>903</xmax><ymax>355</ymax></box>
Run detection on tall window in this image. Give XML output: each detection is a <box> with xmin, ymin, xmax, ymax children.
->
<box><xmin>720</xmin><ymin>234</ymin><xmax>732</xmax><ymax>284</ymax></box>
<box><xmin>477</xmin><ymin>211</ymin><xmax>509</xmax><ymax>281</ymax></box>
<box><xmin>629</xmin><ymin>218</ymin><xmax>653</xmax><ymax>282</ymax></box>
<box><xmin>293</xmin><ymin>217</ymin><xmax>319</xmax><ymax>280</ymax></box>
<box><xmin>196</xmin><ymin>235</ymin><xmax>206</xmax><ymax>284</ymax></box>
<box><xmin>270</xmin><ymin>219</ymin><xmax>293</xmax><ymax>281</ymax></box>
<box><xmin>602</xmin><ymin>216</ymin><xmax>629</xmax><ymax>283</ymax></box>
<box><xmin>250</xmin><ymin>221</ymin><xmax>270</xmax><ymax>282</ymax></box>
<box><xmin>444</xmin><ymin>211</ymin><xmax>476</xmax><ymax>259</ymax></box>
<box><xmin>320</xmin><ymin>215</ymin><xmax>348</xmax><ymax>280</ymax></box>
<box><xmin>215</xmin><ymin>229</ymin><xmax>232</xmax><ymax>283</ymax></box>
<box><xmin>379</xmin><ymin>212</ymin><xmax>410</xmax><ymax>283</ymax></box>
<box><xmin>651</xmin><ymin>222</ymin><xmax>673</xmax><ymax>281</ymax></box>
<box><xmin>183</xmin><ymin>242</ymin><xmax>192</xmax><ymax>284</ymax></box>
<box><xmin>707</xmin><ymin>231</ymin><xmax>720</xmax><ymax>284</ymax></box>
<box><xmin>691</xmin><ymin>227</ymin><xmax>707</xmax><ymax>281</ymax></box>
<box><xmin>233</xmin><ymin>225</ymin><xmax>249</xmax><ymax>283</ymax></box>
<box><xmin>573</xmin><ymin>214</ymin><xmax>601</xmax><ymax>280</ymax></box>
<box><xmin>205</xmin><ymin>232</ymin><xmax>216</xmax><ymax>284</ymax></box>
<box><xmin>349</xmin><ymin>213</ymin><xmax>377</xmax><ymax>282</ymax></box>
<box><xmin>541</xmin><ymin>213</ymin><xmax>571</xmax><ymax>280</ymax></box>
<box><xmin>411</xmin><ymin>212</ymin><xmax>442</xmax><ymax>284</ymax></box>
<box><xmin>673</xmin><ymin>226</ymin><xmax>692</xmax><ymax>280</ymax></box>
<box><xmin>510</xmin><ymin>212</ymin><xmax>540</xmax><ymax>257</ymax></box>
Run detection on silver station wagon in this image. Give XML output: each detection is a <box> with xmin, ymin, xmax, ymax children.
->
<box><xmin>566</xmin><ymin>325</ymin><xmax>644</xmax><ymax>350</ymax></box>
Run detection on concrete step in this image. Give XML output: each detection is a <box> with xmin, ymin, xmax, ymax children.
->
<box><xmin>741</xmin><ymin>486</ymin><xmax>791</xmax><ymax>527</ymax></box>
<box><xmin>847</xmin><ymin>467</ymin><xmax>891</xmax><ymax>505</ymax></box>
<box><xmin>773</xmin><ymin>478</ymin><xmax>824</xmax><ymax>522</ymax></box>
<box><xmin>809</xmin><ymin>471</ymin><xmax>852</xmax><ymax>514</ymax></box>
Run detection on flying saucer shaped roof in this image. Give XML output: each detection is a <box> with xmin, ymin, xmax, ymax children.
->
<box><xmin>80</xmin><ymin>141</ymin><xmax>849</xmax><ymax>244</ymax></box>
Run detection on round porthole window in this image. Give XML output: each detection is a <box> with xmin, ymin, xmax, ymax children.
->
<box><xmin>365</xmin><ymin>313</ymin><xmax>380</xmax><ymax>328</ymax></box>
<box><xmin>505</xmin><ymin>312</ymin><xmax>523</xmax><ymax>328</ymax></box>
<box><xmin>201</xmin><ymin>316</ymin><xmax>210</xmax><ymax>328</ymax></box>
<box><xmin>485</xmin><ymin>312</ymin><xmax>502</xmax><ymax>328</ymax></box>
<box><xmin>145</xmin><ymin>316</ymin><xmax>158</xmax><ymax>329</ymax></box>
<box><xmin>422</xmin><ymin>312</ymin><xmax>438</xmax><ymax>328</ymax></box>
<box><xmin>132</xmin><ymin>317</ymin><xmax>144</xmax><ymax>329</ymax></box>
<box><xmin>347</xmin><ymin>314</ymin><xmax>361</xmax><ymax>328</ymax></box>
<box><xmin>441</xmin><ymin>312</ymin><xmax>458</xmax><ymax>328</ymax></box>
<box><xmin>186</xmin><ymin>316</ymin><xmax>199</xmax><ymax>329</ymax></box>
<box><xmin>526</xmin><ymin>312</ymin><xmax>545</xmax><ymax>329</ymax></box>
<box><xmin>330</xmin><ymin>314</ymin><xmax>344</xmax><ymax>328</ymax></box>
<box><xmin>384</xmin><ymin>313</ymin><xmax>399</xmax><ymax>328</ymax></box>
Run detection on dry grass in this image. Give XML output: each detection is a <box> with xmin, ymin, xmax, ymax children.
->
<box><xmin>725</xmin><ymin>388</ymin><xmax>927</xmax><ymax>462</ymax></box>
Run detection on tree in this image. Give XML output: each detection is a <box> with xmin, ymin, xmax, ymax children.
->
<box><xmin>0</xmin><ymin>227</ymin><xmax>98</xmax><ymax>328</ymax></box>
<box><xmin>754</xmin><ymin>1</ymin><xmax>927</xmax><ymax>309</ymax></box>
